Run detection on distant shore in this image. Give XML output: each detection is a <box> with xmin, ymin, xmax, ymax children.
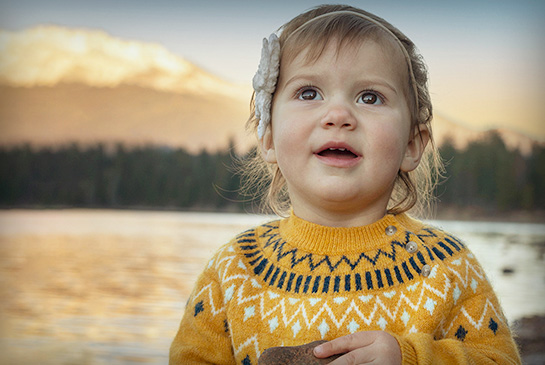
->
<box><xmin>433</xmin><ymin>206</ymin><xmax>545</xmax><ymax>224</ymax></box>
<box><xmin>1</xmin><ymin>205</ymin><xmax>544</xmax><ymax>224</ymax></box>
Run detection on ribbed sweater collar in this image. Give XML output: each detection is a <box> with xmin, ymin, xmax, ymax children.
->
<box><xmin>278</xmin><ymin>211</ymin><xmax>424</xmax><ymax>256</ymax></box>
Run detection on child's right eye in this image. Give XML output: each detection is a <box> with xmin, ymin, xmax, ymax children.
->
<box><xmin>297</xmin><ymin>88</ymin><xmax>322</xmax><ymax>101</ymax></box>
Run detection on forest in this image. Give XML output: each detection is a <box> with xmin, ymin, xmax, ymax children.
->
<box><xmin>1</xmin><ymin>131</ymin><xmax>544</xmax><ymax>217</ymax></box>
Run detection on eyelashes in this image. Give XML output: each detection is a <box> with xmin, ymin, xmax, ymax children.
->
<box><xmin>293</xmin><ymin>84</ymin><xmax>386</xmax><ymax>105</ymax></box>
<box><xmin>358</xmin><ymin>91</ymin><xmax>384</xmax><ymax>105</ymax></box>
<box><xmin>294</xmin><ymin>84</ymin><xmax>321</xmax><ymax>100</ymax></box>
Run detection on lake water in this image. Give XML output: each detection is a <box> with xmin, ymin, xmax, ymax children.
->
<box><xmin>0</xmin><ymin>209</ymin><xmax>543</xmax><ymax>364</ymax></box>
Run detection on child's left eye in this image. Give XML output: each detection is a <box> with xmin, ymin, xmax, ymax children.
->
<box><xmin>358</xmin><ymin>92</ymin><xmax>383</xmax><ymax>105</ymax></box>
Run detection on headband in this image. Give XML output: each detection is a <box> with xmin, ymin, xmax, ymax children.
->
<box><xmin>252</xmin><ymin>10</ymin><xmax>420</xmax><ymax>138</ymax></box>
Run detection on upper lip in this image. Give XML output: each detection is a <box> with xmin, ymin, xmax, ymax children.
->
<box><xmin>315</xmin><ymin>141</ymin><xmax>361</xmax><ymax>156</ymax></box>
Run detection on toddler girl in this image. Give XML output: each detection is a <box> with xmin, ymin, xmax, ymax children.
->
<box><xmin>170</xmin><ymin>4</ymin><xmax>520</xmax><ymax>364</ymax></box>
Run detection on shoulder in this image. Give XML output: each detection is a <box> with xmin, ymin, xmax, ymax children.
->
<box><xmin>400</xmin><ymin>215</ymin><xmax>471</xmax><ymax>262</ymax></box>
<box><xmin>205</xmin><ymin>218</ymin><xmax>282</xmax><ymax>274</ymax></box>
<box><xmin>407</xmin><ymin>218</ymin><xmax>495</xmax><ymax>294</ymax></box>
<box><xmin>399</xmin><ymin>215</ymin><xmax>489</xmax><ymax>284</ymax></box>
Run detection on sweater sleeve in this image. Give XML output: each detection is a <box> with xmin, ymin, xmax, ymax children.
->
<box><xmin>393</xmin><ymin>253</ymin><xmax>521</xmax><ymax>364</ymax></box>
<box><xmin>169</xmin><ymin>259</ymin><xmax>234</xmax><ymax>364</ymax></box>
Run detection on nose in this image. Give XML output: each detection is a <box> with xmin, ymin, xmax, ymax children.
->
<box><xmin>320</xmin><ymin>102</ymin><xmax>357</xmax><ymax>130</ymax></box>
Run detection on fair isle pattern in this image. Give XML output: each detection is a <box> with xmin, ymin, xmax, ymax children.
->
<box><xmin>188</xmin><ymin>224</ymin><xmax>506</xmax><ymax>363</ymax></box>
<box><xmin>171</xmin><ymin>215</ymin><xmax>521</xmax><ymax>364</ymax></box>
<box><xmin>436</xmin><ymin>256</ymin><xmax>508</xmax><ymax>338</ymax></box>
<box><xmin>239</xmin><ymin>221</ymin><xmax>466</xmax><ymax>294</ymax></box>
<box><xmin>257</xmin><ymin>222</ymin><xmax>463</xmax><ymax>270</ymax></box>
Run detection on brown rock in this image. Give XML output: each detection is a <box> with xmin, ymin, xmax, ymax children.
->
<box><xmin>512</xmin><ymin>315</ymin><xmax>545</xmax><ymax>363</ymax></box>
<box><xmin>258</xmin><ymin>340</ymin><xmax>343</xmax><ymax>364</ymax></box>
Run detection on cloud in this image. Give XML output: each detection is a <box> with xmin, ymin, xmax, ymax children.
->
<box><xmin>0</xmin><ymin>25</ymin><xmax>250</xmax><ymax>99</ymax></box>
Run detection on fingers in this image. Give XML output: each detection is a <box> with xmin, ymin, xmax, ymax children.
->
<box><xmin>314</xmin><ymin>331</ymin><xmax>377</xmax><ymax>358</ymax></box>
<box><xmin>327</xmin><ymin>348</ymin><xmax>375</xmax><ymax>365</ymax></box>
<box><xmin>313</xmin><ymin>331</ymin><xmax>401</xmax><ymax>365</ymax></box>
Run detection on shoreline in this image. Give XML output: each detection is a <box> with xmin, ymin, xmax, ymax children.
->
<box><xmin>432</xmin><ymin>206</ymin><xmax>545</xmax><ymax>224</ymax></box>
<box><xmin>1</xmin><ymin>205</ymin><xmax>544</xmax><ymax>224</ymax></box>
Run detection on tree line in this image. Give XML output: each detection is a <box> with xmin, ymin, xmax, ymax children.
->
<box><xmin>437</xmin><ymin>131</ymin><xmax>544</xmax><ymax>213</ymax></box>
<box><xmin>0</xmin><ymin>131</ymin><xmax>544</xmax><ymax>214</ymax></box>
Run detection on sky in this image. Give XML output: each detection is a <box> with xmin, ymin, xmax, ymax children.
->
<box><xmin>1</xmin><ymin>0</ymin><xmax>544</xmax><ymax>139</ymax></box>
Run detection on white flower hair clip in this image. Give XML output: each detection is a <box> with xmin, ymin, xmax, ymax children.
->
<box><xmin>252</xmin><ymin>33</ymin><xmax>280</xmax><ymax>139</ymax></box>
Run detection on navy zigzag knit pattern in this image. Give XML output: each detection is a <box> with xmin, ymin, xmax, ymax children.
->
<box><xmin>237</xmin><ymin>223</ymin><xmax>465</xmax><ymax>294</ymax></box>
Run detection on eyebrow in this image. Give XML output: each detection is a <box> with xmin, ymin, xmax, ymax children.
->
<box><xmin>282</xmin><ymin>74</ymin><xmax>320</xmax><ymax>89</ymax></box>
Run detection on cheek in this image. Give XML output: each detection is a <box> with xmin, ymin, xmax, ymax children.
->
<box><xmin>270</xmin><ymin>120</ymin><xmax>311</xmax><ymax>177</ymax></box>
<box><xmin>272</xmin><ymin>128</ymin><xmax>299</xmax><ymax>164</ymax></box>
<box><xmin>270</xmin><ymin>106</ymin><xmax>309</xmax><ymax>153</ymax></box>
<box><xmin>369</xmin><ymin>123</ymin><xmax>408</xmax><ymax>164</ymax></box>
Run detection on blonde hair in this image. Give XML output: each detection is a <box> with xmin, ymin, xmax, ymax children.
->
<box><xmin>242</xmin><ymin>4</ymin><xmax>443</xmax><ymax>217</ymax></box>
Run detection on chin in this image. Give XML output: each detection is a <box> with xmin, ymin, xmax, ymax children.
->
<box><xmin>319</xmin><ymin>189</ymin><xmax>390</xmax><ymax>211</ymax></box>
<box><xmin>320</xmin><ymin>193</ymin><xmax>364</xmax><ymax>207</ymax></box>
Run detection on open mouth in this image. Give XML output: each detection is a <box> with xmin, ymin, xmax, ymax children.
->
<box><xmin>317</xmin><ymin>147</ymin><xmax>358</xmax><ymax>159</ymax></box>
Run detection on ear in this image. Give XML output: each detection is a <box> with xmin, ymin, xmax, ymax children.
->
<box><xmin>259</xmin><ymin>126</ymin><xmax>277</xmax><ymax>164</ymax></box>
<box><xmin>400</xmin><ymin>124</ymin><xmax>430</xmax><ymax>172</ymax></box>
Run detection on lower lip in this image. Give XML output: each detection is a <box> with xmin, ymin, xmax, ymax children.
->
<box><xmin>314</xmin><ymin>153</ymin><xmax>362</xmax><ymax>168</ymax></box>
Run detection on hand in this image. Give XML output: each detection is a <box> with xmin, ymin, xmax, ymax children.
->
<box><xmin>313</xmin><ymin>331</ymin><xmax>401</xmax><ymax>365</ymax></box>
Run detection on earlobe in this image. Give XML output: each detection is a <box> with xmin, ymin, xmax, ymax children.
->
<box><xmin>400</xmin><ymin>125</ymin><xmax>430</xmax><ymax>172</ymax></box>
<box><xmin>259</xmin><ymin>127</ymin><xmax>277</xmax><ymax>164</ymax></box>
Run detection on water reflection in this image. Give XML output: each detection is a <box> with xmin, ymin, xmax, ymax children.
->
<box><xmin>432</xmin><ymin>219</ymin><xmax>545</xmax><ymax>322</ymax></box>
<box><xmin>0</xmin><ymin>210</ymin><xmax>543</xmax><ymax>364</ymax></box>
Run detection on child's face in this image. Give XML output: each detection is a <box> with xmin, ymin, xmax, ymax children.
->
<box><xmin>260</xmin><ymin>38</ymin><xmax>427</xmax><ymax>226</ymax></box>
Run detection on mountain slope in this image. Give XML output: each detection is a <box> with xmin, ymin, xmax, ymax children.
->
<box><xmin>0</xmin><ymin>25</ymin><xmax>253</xmax><ymax>152</ymax></box>
<box><xmin>0</xmin><ymin>83</ymin><xmax>252</xmax><ymax>152</ymax></box>
<box><xmin>433</xmin><ymin>114</ymin><xmax>537</xmax><ymax>155</ymax></box>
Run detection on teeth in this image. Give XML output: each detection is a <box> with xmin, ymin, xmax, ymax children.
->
<box><xmin>328</xmin><ymin>148</ymin><xmax>347</xmax><ymax>151</ymax></box>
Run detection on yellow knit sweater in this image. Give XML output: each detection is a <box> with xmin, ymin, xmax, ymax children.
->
<box><xmin>170</xmin><ymin>213</ymin><xmax>521</xmax><ymax>364</ymax></box>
